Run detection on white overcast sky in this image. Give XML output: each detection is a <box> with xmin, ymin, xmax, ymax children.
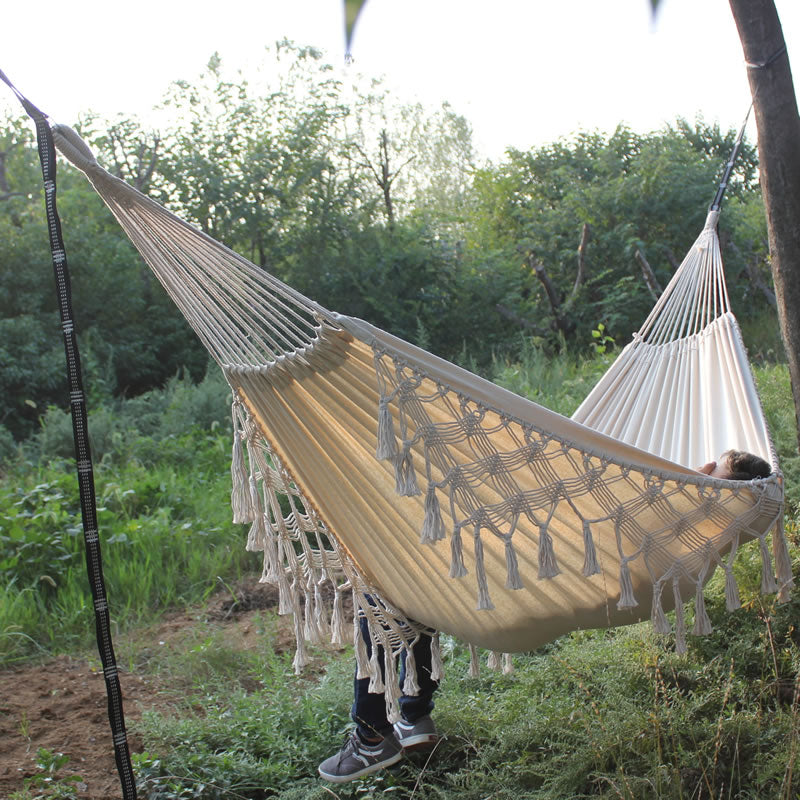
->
<box><xmin>2</xmin><ymin>0</ymin><xmax>799</xmax><ymax>159</ymax></box>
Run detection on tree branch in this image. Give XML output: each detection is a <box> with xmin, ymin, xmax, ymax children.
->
<box><xmin>635</xmin><ymin>248</ymin><xmax>663</xmax><ymax>300</ymax></box>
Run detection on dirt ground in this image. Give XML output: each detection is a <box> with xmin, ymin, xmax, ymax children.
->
<box><xmin>0</xmin><ymin>579</ymin><xmax>300</xmax><ymax>799</ymax></box>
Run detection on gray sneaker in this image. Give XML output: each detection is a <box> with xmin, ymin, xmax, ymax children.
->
<box><xmin>318</xmin><ymin>730</ymin><xmax>403</xmax><ymax>783</ymax></box>
<box><xmin>393</xmin><ymin>715</ymin><xmax>439</xmax><ymax>751</ymax></box>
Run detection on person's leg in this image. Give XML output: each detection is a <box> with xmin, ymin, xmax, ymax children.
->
<box><xmin>319</xmin><ymin>610</ymin><xmax>402</xmax><ymax>782</ymax></box>
<box><xmin>351</xmin><ymin>610</ymin><xmax>392</xmax><ymax>740</ymax></box>
<box><xmin>397</xmin><ymin>630</ymin><xmax>438</xmax><ymax>723</ymax></box>
<box><xmin>394</xmin><ymin>630</ymin><xmax>439</xmax><ymax>750</ymax></box>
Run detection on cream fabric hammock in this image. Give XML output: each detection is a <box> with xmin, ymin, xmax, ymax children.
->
<box><xmin>52</xmin><ymin>125</ymin><xmax>791</xmax><ymax>718</ymax></box>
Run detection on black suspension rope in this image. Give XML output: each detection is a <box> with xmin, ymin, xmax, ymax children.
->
<box><xmin>709</xmin><ymin>104</ymin><xmax>753</xmax><ymax>213</ymax></box>
<box><xmin>0</xmin><ymin>68</ymin><xmax>137</xmax><ymax>800</ymax></box>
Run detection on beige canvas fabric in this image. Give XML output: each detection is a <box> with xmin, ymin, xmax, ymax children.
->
<box><xmin>52</xmin><ymin>124</ymin><xmax>791</xmax><ymax>688</ymax></box>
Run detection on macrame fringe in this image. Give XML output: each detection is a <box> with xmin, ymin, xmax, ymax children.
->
<box><xmin>395</xmin><ymin>445</ymin><xmax>421</xmax><ymax>497</ymax></box>
<box><xmin>724</xmin><ymin>565</ymin><xmax>741</xmax><ymax>612</ymax></box>
<box><xmin>402</xmin><ymin>645</ymin><xmax>421</xmax><ymax>696</ymax></box>
<box><xmin>504</xmin><ymin>539</ymin><xmax>524</xmax><ymax>590</ymax></box>
<box><xmin>376</xmin><ymin>398</ymin><xmax>398</xmax><ymax>460</ymax></box>
<box><xmin>354</xmin><ymin>611</ymin><xmax>370</xmax><ymax>680</ymax></box>
<box><xmin>759</xmin><ymin>536</ymin><xmax>779</xmax><ymax>595</ymax></box>
<box><xmin>430</xmin><ymin>633</ymin><xmax>444</xmax><ymax>682</ymax></box>
<box><xmin>673</xmin><ymin>580</ymin><xmax>687</xmax><ymax>656</ymax></box>
<box><xmin>262</xmin><ymin>510</ymin><xmax>281</xmax><ymax>583</ymax></box>
<box><xmin>368</xmin><ymin>646</ymin><xmax>385</xmax><ymax>693</ymax></box>
<box><xmin>650</xmin><ymin>581</ymin><xmax>671</xmax><ymax>635</ymax></box>
<box><xmin>582</xmin><ymin>521</ymin><xmax>601</xmax><ymax>576</ymax></box>
<box><xmin>312</xmin><ymin>583</ymin><xmax>328</xmax><ymax>642</ymax></box>
<box><xmin>384</xmin><ymin>651</ymin><xmax>402</xmax><ymax>724</ymax></box>
<box><xmin>474</xmin><ymin>529</ymin><xmax>495</xmax><ymax>610</ymax></box>
<box><xmin>421</xmin><ymin>484</ymin><xmax>446</xmax><ymax>544</ymax></box>
<box><xmin>449</xmin><ymin>527</ymin><xmax>468</xmax><ymax>578</ymax></box>
<box><xmin>616</xmin><ymin>559</ymin><xmax>637</xmax><ymax>609</ymax></box>
<box><xmin>246</xmin><ymin>476</ymin><xmax>266</xmax><ymax>553</ymax></box>
<box><xmin>277</xmin><ymin>566</ymin><xmax>293</xmax><ymax>615</ymax></box>
<box><xmin>292</xmin><ymin>596</ymin><xmax>309</xmax><ymax>674</ymax></box>
<box><xmin>502</xmin><ymin>653</ymin><xmax>514</xmax><ymax>674</ymax></box>
<box><xmin>330</xmin><ymin>587</ymin><xmax>346</xmax><ymax>645</ymax></box>
<box><xmin>692</xmin><ymin>581</ymin><xmax>713</xmax><ymax>636</ymax></box>
<box><xmin>537</xmin><ymin>525</ymin><xmax>560</xmax><ymax>579</ymax></box>
<box><xmin>248</xmin><ymin>511</ymin><xmax>267</xmax><ymax>554</ymax></box>
<box><xmin>487</xmin><ymin>651</ymin><xmax>501</xmax><ymax>671</ymax></box>
<box><xmin>468</xmin><ymin>644</ymin><xmax>480</xmax><ymax>677</ymax></box>
<box><xmin>230</xmin><ymin>404</ymin><xmax>254</xmax><ymax>524</ymax></box>
<box><xmin>773</xmin><ymin>519</ymin><xmax>795</xmax><ymax>603</ymax></box>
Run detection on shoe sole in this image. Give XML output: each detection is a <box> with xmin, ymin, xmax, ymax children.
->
<box><xmin>397</xmin><ymin>734</ymin><xmax>439</xmax><ymax>752</ymax></box>
<box><xmin>318</xmin><ymin>750</ymin><xmax>403</xmax><ymax>783</ymax></box>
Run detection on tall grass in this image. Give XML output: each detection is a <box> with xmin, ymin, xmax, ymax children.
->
<box><xmin>0</xmin><ymin>370</ymin><xmax>249</xmax><ymax>665</ymax></box>
<box><xmin>131</xmin><ymin>536</ymin><xmax>799</xmax><ymax>799</ymax></box>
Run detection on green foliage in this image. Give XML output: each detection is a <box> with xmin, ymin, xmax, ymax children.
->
<box><xmin>0</xmin><ymin>373</ymin><xmax>244</xmax><ymax>665</ymax></box>
<box><xmin>8</xmin><ymin>748</ymin><xmax>82</xmax><ymax>800</ymax></box>
<box><xmin>130</xmin><ymin>533</ymin><xmax>800</xmax><ymax>800</ymax></box>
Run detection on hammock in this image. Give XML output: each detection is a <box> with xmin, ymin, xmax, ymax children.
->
<box><xmin>52</xmin><ymin>125</ymin><xmax>791</xmax><ymax>718</ymax></box>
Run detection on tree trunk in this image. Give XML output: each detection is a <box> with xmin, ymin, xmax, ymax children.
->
<box><xmin>729</xmin><ymin>0</ymin><xmax>800</xmax><ymax>450</ymax></box>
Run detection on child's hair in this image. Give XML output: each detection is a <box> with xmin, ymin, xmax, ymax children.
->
<box><xmin>722</xmin><ymin>450</ymin><xmax>772</xmax><ymax>481</ymax></box>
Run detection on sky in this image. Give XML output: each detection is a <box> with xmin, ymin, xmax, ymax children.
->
<box><xmin>2</xmin><ymin>0</ymin><xmax>799</xmax><ymax>160</ymax></box>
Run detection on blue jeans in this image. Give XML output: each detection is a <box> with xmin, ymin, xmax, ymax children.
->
<box><xmin>351</xmin><ymin>612</ymin><xmax>438</xmax><ymax>739</ymax></box>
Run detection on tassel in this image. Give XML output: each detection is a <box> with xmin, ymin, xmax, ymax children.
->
<box><xmin>450</xmin><ymin>527</ymin><xmax>468</xmax><ymax>578</ymax></box>
<box><xmin>248</xmin><ymin>512</ymin><xmax>267</xmax><ymax>554</ymax></box>
<box><xmin>248</xmin><ymin>470</ymin><xmax>261</xmax><ymax>521</ymax></box>
<box><xmin>692</xmin><ymin>582</ymin><xmax>713</xmax><ymax>636</ymax></box>
<box><xmin>773</xmin><ymin>520</ymin><xmax>795</xmax><ymax>603</ymax></box>
<box><xmin>313</xmin><ymin>583</ymin><xmax>328</xmax><ymax>641</ymax></box>
<box><xmin>354</xmin><ymin>612</ymin><xmax>370</xmax><ymax>680</ymax></box>
<box><xmin>538</xmin><ymin>525</ymin><xmax>560</xmax><ymax>579</ymax></box>
<box><xmin>330</xmin><ymin>588</ymin><xmax>346</xmax><ymax>645</ymax></box>
<box><xmin>402</xmin><ymin>645</ymin><xmax>421</xmax><ymax>696</ymax></box>
<box><xmin>376</xmin><ymin>398</ymin><xmax>398</xmax><ymax>460</ymax></box>
<box><xmin>421</xmin><ymin>484</ymin><xmax>446</xmax><ymax>544</ymax></box>
<box><xmin>724</xmin><ymin>566</ymin><xmax>741</xmax><ymax>612</ymax></box>
<box><xmin>368</xmin><ymin>646</ymin><xmax>385</xmax><ymax>693</ymax></box>
<box><xmin>468</xmin><ymin>644</ymin><xmax>480</xmax><ymax>677</ymax></box>
<box><xmin>262</xmin><ymin>510</ymin><xmax>281</xmax><ymax>583</ymax></box>
<box><xmin>292</xmin><ymin>608</ymin><xmax>309</xmax><ymax>673</ymax></box>
<box><xmin>246</xmin><ymin>479</ymin><xmax>266</xmax><ymax>553</ymax></box>
<box><xmin>395</xmin><ymin>445</ymin><xmax>421</xmax><ymax>496</ymax></box>
<box><xmin>651</xmin><ymin>581</ymin><xmax>671</xmax><ymax>635</ymax></box>
<box><xmin>502</xmin><ymin>653</ymin><xmax>514</xmax><ymax>674</ymax></box>
<box><xmin>582</xmin><ymin>521</ymin><xmax>600</xmax><ymax>576</ymax></box>
<box><xmin>230</xmin><ymin>406</ymin><xmax>253</xmax><ymax>524</ymax></box>
<box><xmin>503</xmin><ymin>538</ymin><xmax>523</xmax><ymax>590</ymax></box>
<box><xmin>303</xmin><ymin>588</ymin><xmax>314</xmax><ymax>643</ymax></box>
<box><xmin>487</xmin><ymin>651</ymin><xmax>501</xmax><ymax>671</ymax></box>
<box><xmin>759</xmin><ymin>537</ymin><xmax>779</xmax><ymax>595</ymax></box>
<box><xmin>673</xmin><ymin>579</ymin><xmax>687</xmax><ymax>656</ymax></box>
<box><xmin>474</xmin><ymin>527</ymin><xmax>495</xmax><ymax>611</ymax></box>
<box><xmin>616</xmin><ymin>558</ymin><xmax>637</xmax><ymax>609</ymax></box>
<box><xmin>430</xmin><ymin>633</ymin><xmax>444</xmax><ymax>682</ymax></box>
<box><xmin>277</xmin><ymin>567</ymin><xmax>293</xmax><ymax>616</ymax></box>
<box><xmin>384</xmin><ymin>653</ymin><xmax>402</xmax><ymax>723</ymax></box>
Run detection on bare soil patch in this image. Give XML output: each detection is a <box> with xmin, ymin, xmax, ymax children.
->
<box><xmin>0</xmin><ymin>578</ymin><xmax>302</xmax><ymax>799</ymax></box>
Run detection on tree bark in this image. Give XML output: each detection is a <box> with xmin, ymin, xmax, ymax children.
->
<box><xmin>635</xmin><ymin>248</ymin><xmax>662</xmax><ymax>301</ymax></box>
<box><xmin>729</xmin><ymin>0</ymin><xmax>800</xmax><ymax>450</ymax></box>
<box><xmin>528</xmin><ymin>253</ymin><xmax>575</xmax><ymax>337</ymax></box>
<box><xmin>571</xmin><ymin>222</ymin><xmax>590</xmax><ymax>299</ymax></box>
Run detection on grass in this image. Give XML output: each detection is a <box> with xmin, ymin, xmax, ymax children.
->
<box><xmin>0</xmin><ymin>426</ymin><xmax>251</xmax><ymax>666</ymax></box>
<box><xmin>127</xmin><ymin>544</ymin><xmax>800</xmax><ymax>799</ymax></box>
